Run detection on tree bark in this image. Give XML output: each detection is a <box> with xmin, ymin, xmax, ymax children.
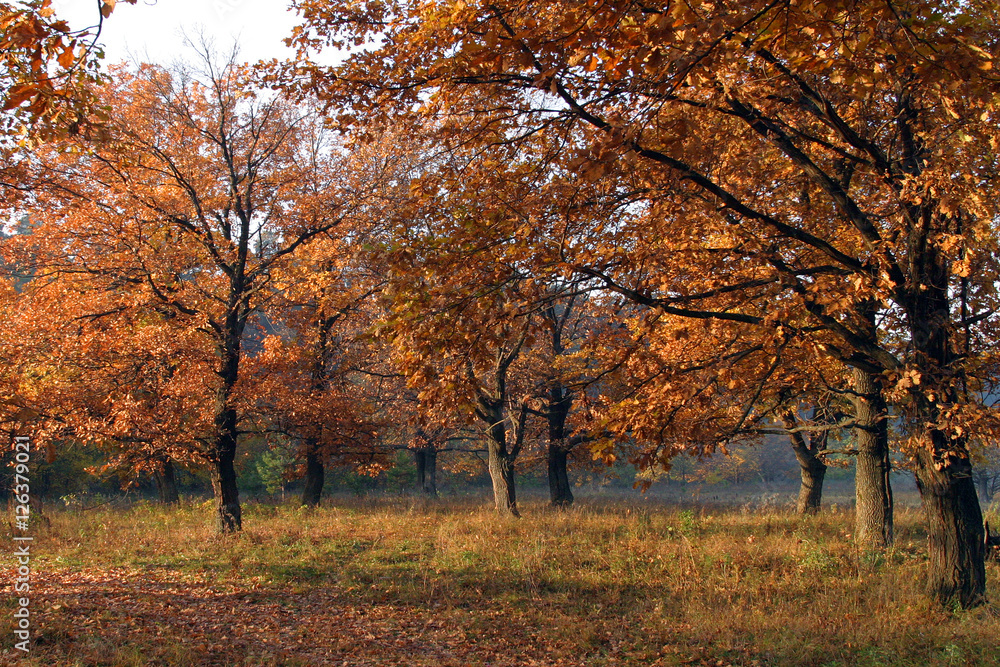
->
<box><xmin>796</xmin><ymin>458</ymin><xmax>826</xmax><ymax>514</ymax></box>
<box><xmin>415</xmin><ymin>449</ymin><xmax>426</xmax><ymax>492</ymax></box>
<box><xmin>972</xmin><ymin>470</ymin><xmax>995</xmax><ymax>504</ymax></box>
<box><xmin>850</xmin><ymin>367</ymin><xmax>893</xmax><ymax>549</ymax></box>
<box><xmin>301</xmin><ymin>442</ymin><xmax>324</xmax><ymax>507</ymax></box>
<box><xmin>153</xmin><ymin>457</ymin><xmax>180</xmax><ymax>505</ymax></box>
<box><xmin>787</xmin><ymin>432</ymin><xmax>826</xmax><ymax>515</ymax></box>
<box><xmin>425</xmin><ymin>448</ymin><xmax>438</xmax><ymax>495</ymax></box>
<box><xmin>488</xmin><ymin>441</ymin><xmax>519</xmax><ymax>516</ymax></box>
<box><xmin>781</xmin><ymin>407</ymin><xmax>828</xmax><ymax>514</ymax></box>
<box><xmin>207</xmin><ymin>315</ymin><xmax>245</xmax><ymax>533</ymax></box>
<box><xmin>547</xmin><ymin>442</ymin><xmax>573</xmax><ymax>507</ymax></box>
<box><xmin>547</xmin><ymin>380</ymin><xmax>574</xmax><ymax>507</ymax></box>
<box><xmin>913</xmin><ymin>444</ymin><xmax>986</xmax><ymax>607</ymax></box>
<box><xmin>414</xmin><ymin>447</ymin><xmax>438</xmax><ymax>496</ymax></box>
<box><xmin>210</xmin><ymin>391</ymin><xmax>242</xmax><ymax>532</ymax></box>
<box><xmin>210</xmin><ymin>424</ymin><xmax>241</xmax><ymax>533</ymax></box>
<box><xmin>902</xmin><ymin>257</ymin><xmax>986</xmax><ymax>606</ymax></box>
<box><xmin>469</xmin><ymin>324</ymin><xmax>529</xmax><ymax>518</ymax></box>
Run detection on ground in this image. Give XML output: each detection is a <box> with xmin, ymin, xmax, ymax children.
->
<box><xmin>2</xmin><ymin>491</ymin><xmax>999</xmax><ymax>666</ymax></box>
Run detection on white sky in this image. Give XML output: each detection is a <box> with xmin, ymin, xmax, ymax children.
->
<box><xmin>51</xmin><ymin>0</ymin><xmax>302</xmax><ymax>66</ymax></box>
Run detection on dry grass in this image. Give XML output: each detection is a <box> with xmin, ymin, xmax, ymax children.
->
<box><xmin>2</xmin><ymin>495</ymin><xmax>999</xmax><ymax>666</ymax></box>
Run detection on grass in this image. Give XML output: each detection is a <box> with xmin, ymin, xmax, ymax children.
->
<box><xmin>2</xmin><ymin>494</ymin><xmax>999</xmax><ymax>666</ymax></box>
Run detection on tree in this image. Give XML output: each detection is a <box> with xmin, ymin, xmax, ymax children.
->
<box><xmin>388</xmin><ymin>281</ymin><xmax>537</xmax><ymax>516</ymax></box>
<box><xmin>1</xmin><ymin>0</ymin><xmax>133</xmax><ymax>125</ymax></box>
<box><xmin>2</xmin><ymin>0</ymin><xmax>136</xmax><ymax>209</ymax></box>
<box><xmin>248</xmin><ymin>246</ymin><xmax>387</xmax><ymax>508</ymax></box>
<box><xmin>285</xmin><ymin>0</ymin><xmax>1000</xmax><ymax>607</ymax></box>
<box><xmin>22</xmin><ymin>50</ymin><xmax>377</xmax><ymax>532</ymax></box>
<box><xmin>539</xmin><ymin>291</ymin><xmax>579</xmax><ymax>507</ymax></box>
<box><xmin>781</xmin><ymin>404</ymin><xmax>830</xmax><ymax>515</ymax></box>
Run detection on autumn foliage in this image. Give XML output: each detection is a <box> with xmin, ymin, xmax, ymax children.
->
<box><xmin>3</xmin><ymin>0</ymin><xmax>1000</xmax><ymax>612</ymax></box>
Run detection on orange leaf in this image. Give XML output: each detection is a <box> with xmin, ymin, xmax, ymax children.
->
<box><xmin>57</xmin><ymin>43</ymin><xmax>76</xmax><ymax>69</ymax></box>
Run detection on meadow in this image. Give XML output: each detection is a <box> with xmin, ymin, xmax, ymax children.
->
<box><xmin>2</xmin><ymin>493</ymin><xmax>999</xmax><ymax>666</ymax></box>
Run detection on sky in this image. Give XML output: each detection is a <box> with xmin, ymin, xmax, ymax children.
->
<box><xmin>51</xmin><ymin>0</ymin><xmax>303</xmax><ymax>66</ymax></box>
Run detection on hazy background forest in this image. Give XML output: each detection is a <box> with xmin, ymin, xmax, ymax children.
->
<box><xmin>0</xmin><ymin>430</ymin><xmax>958</xmax><ymax>508</ymax></box>
<box><xmin>0</xmin><ymin>432</ymin><xmax>844</xmax><ymax>496</ymax></box>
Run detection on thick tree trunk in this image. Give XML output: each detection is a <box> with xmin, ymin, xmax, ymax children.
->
<box><xmin>301</xmin><ymin>443</ymin><xmax>324</xmax><ymax>507</ymax></box>
<box><xmin>546</xmin><ymin>381</ymin><xmax>574</xmax><ymax>507</ymax></box>
<box><xmin>210</xmin><ymin>452</ymin><xmax>241</xmax><ymax>533</ymax></box>
<box><xmin>210</xmin><ymin>405</ymin><xmax>242</xmax><ymax>533</ymax></box>
<box><xmin>782</xmin><ymin>410</ymin><xmax>827</xmax><ymax>515</ymax></box>
<box><xmin>415</xmin><ymin>449</ymin><xmax>427</xmax><ymax>493</ymax></box>
<box><xmin>851</xmin><ymin>367</ymin><xmax>893</xmax><ymax>549</ymax></box>
<box><xmin>414</xmin><ymin>448</ymin><xmax>438</xmax><ymax>496</ymax></box>
<box><xmin>913</xmin><ymin>444</ymin><xmax>986</xmax><ymax>607</ymax></box>
<box><xmin>425</xmin><ymin>449</ymin><xmax>438</xmax><ymax>495</ymax></box>
<box><xmin>471</xmin><ymin>337</ymin><xmax>528</xmax><ymax>518</ymax></box>
<box><xmin>972</xmin><ymin>470</ymin><xmax>995</xmax><ymax>504</ymax></box>
<box><xmin>797</xmin><ymin>460</ymin><xmax>825</xmax><ymax>514</ymax></box>
<box><xmin>547</xmin><ymin>442</ymin><xmax>573</xmax><ymax>507</ymax></box>
<box><xmin>207</xmin><ymin>318</ymin><xmax>245</xmax><ymax>533</ymax></box>
<box><xmin>790</xmin><ymin>440</ymin><xmax>825</xmax><ymax>515</ymax></box>
<box><xmin>488</xmin><ymin>441</ymin><xmax>519</xmax><ymax>516</ymax></box>
<box><xmin>153</xmin><ymin>457</ymin><xmax>180</xmax><ymax>505</ymax></box>
<box><xmin>904</xmin><ymin>253</ymin><xmax>986</xmax><ymax>607</ymax></box>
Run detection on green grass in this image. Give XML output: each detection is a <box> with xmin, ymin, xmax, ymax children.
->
<box><xmin>2</xmin><ymin>496</ymin><xmax>999</xmax><ymax>665</ymax></box>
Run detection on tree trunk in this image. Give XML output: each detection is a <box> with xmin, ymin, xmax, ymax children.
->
<box><xmin>782</xmin><ymin>409</ymin><xmax>827</xmax><ymax>515</ymax></box>
<box><xmin>153</xmin><ymin>457</ymin><xmax>180</xmax><ymax>505</ymax></box>
<box><xmin>789</xmin><ymin>438</ymin><xmax>825</xmax><ymax>515</ymax></box>
<box><xmin>421</xmin><ymin>447</ymin><xmax>437</xmax><ymax>498</ymax></box>
<box><xmin>210</xmin><ymin>406</ymin><xmax>241</xmax><ymax>533</ymax></box>
<box><xmin>547</xmin><ymin>442</ymin><xmax>573</xmax><ymax>507</ymax></box>
<box><xmin>210</xmin><ymin>453</ymin><xmax>241</xmax><ymax>533</ymax></box>
<box><xmin>546</xmin><ymin>381</ymin><xmax>574</xmax><ymax>507</ymax></box>
<box><xmin>415</xmin><ymin>449</ymin><xmax>426</xmax><ymax>493</ymax></box>
<box><xmin>301</xmin><ymin>443</ymin><xmax>324</xmax><ymax>507</ymax></box>
<box><xmin>488</xmin><ymin>441</ymin><xmax>519</xmax><ymax>516</ymax></box>
<box><xmin>972</xmin><ymin>470</ymin><xmax>995</xmax><ymax>504</ymax></box>
<box><xmin>417</xmin><ymin>448</ymin><xmax>438</xmax><ymax>496</ymax></box>
<box><xmin>850</xmin><ymin>367</ymin><xmax>893</xmax><ymax>549</ymax></box>
<box><xmin>913</xmin><ymin>444</ymin><xmax>986</xmax><ymax>607</ymax></box>
<box><xmin>905</xmin><ymin>260</ymin><xmax>986</xmax><ymax>607</ymax></box>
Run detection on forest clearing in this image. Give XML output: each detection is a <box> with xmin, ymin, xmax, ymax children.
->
<box><xmin>2</xmin><ymin>493</ymin><xmax>1000</xmax><ymax>667</ymax></box>
<box><xmin>6</xmin><ymin>0</ymin><xmax>1000</xmax><ymax>663</ymax></box>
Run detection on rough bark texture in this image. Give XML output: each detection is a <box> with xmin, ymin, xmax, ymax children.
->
<box><xmin>547</xmin><ymin>442</ymin><xmax>573</xmax><ymax>507</ymax></box>
<box><xmin>210</xmin><ymin>419</ymin><xmax>242</xmax><ymax>533</ymax></box>
<box><xmin>850</xmin><ymin>368</ymin><xmax>894</xmax><ymax>549</ymax></box>
<box><xmin>469</xmin><ymin>325</ymin><xmax>529</xmax><ymax>518</ymax></box>
<box><xmin>153</xmin><ymin>457</ymin><xmax>180</xmax><ymax>505</ymax></box>
<box><xmin>414</xmin><ymin>447</ymin><xmax>438</xmax><ymax>496</ymax></box>
<box><xmin>488</xmin><ymin>442</ymin><xmax>519</xmax><ymax>516</ymax></box>
<box><xmin>986</xmin><ymin>522</ymin><xmax>1000</xmax><ymax>562</ymax></box>
<box><xmin>795</xmin><ymin>452</ymin><xmax>826</xmax><ymax>514</ymax></box>
<box><xmin>211</xmin><ymin>338</ymin><xmax>243</xmax><ymax>533</ymax></box>
<box><xmin>782</xmin><ymin>411</ymin><xmax>826</xmax><ymax>515</ymax></box>
<box><xmin>913</xmin><ymin>446</ymin><xmax>986</xmax><ymax>606</ymax></box>
<box><xmin>972</xmin><ymin>470</ymin><xmax>996</xmax><ymax>504</ymax></box>
<box><xmin>904</xmin><ymin>255</ymin><xmax>986</xmax><ymax>606</ymax></box>
<box><xmin>301</xmin><ymin>443</ymin><xmax>324</xmax><ymax>507</ymax></box>
<box><xmin>547</xmin><ymin>381</ymin><xmax>574</xmax><ymax>507</ymax></box>
<box><xmin>478</xmin><ymin>389</ymin><xmax>524</xmax><ymax>517</ymax></box>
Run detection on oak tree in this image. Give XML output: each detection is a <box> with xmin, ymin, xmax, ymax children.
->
<box><xmin>286</xmin><ymin>0</ymin><xmax>1000</xmax><ymax>606</ymax></box>
<box><xmin>22</xmin><ymin>51</ymin><xmax>378</xmax><ymax>532</ymax></box>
